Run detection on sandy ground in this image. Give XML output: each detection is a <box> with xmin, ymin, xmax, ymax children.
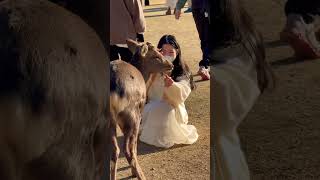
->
<box><xmin>239</xmin><ymin>0</ymin><xmax>320</xmax><ymax>179</ymax></box>
<box><xmin>117</xmin><ymin>0</ymin><xmax>320</xmax><ymax>179</ymax></box>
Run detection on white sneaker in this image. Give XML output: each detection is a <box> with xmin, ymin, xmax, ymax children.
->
<box><xmin>197</xmin><ymin>66</ymin><xmax>210</xmax><ymax>80</ymax></box>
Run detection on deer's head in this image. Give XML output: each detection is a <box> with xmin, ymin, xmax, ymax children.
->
<box><xmin>126</xmin><ymin>39</ymin><xmax>174</xmax><ymax>75</ymax></box>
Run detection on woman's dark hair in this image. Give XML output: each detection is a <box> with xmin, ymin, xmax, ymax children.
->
<box><xmin>209</xmin><ymin>0</ymin><xmax>275</xmax><ymax>92</ymax></box>
<box><xmin>157</xmin><ymin>34</ymin><xmax>196</xmax><ymax>90</ymax></box>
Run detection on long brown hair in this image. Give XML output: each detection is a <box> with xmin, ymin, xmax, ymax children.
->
<box><xmin>209</xmin><ymin>0</ymin><xmax>275</xmax><ymax>92</ymax></box>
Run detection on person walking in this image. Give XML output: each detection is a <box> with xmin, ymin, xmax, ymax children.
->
<box><xmin>175</xmin><ymin>0</ymin><xmax>211</xmax><ymax>80</ymax></box>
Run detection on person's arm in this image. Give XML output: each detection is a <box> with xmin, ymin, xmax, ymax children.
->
<box><xmin>163</xmin><ymin>76</ymin><xmax>192</xmax><ymax>107</ymax></box>
<box><xmin>125</xmin><ymin>0</ymin><xmax>146</xmax><ymax>35</ymax></box>
<box><xmin>175</xmin><ymin>0</ymin><xmax>188</xmax><ymax>19</ymax></box>
<box><xmin>176</xmin><ymin>0</ymin><xmax>188</xmax><ymax>10</ymax></box>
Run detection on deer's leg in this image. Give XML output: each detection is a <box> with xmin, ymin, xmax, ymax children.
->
<box><xmin>122</xmin><ymin>111</ymin><xmax>146</xmax><ymax>180</ymax></box>
<box><xmin>110</xmin><ymin>122</ymin><xmax>120</xmax><ymax>180</ymax></box>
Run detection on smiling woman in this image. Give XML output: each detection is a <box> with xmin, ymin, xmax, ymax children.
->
<box><xmin>139</xmin><ymin>34</ymin><xmax>199</xmax><ymax>149</ymax></box>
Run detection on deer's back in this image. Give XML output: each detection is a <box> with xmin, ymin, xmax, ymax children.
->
<box><xmin>0</xmin><ymin>1</ymin><xmax>108</xmax><ymax>180</ymax></box>
<box><xmin>110</xmin><ymin>60</ymin><xmax>146</xmax><ymax>114</ymax></box>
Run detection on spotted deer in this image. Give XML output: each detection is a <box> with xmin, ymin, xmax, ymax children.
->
<box><xmin>110</xmin><ymin>39</ymin><xmax>173</xmax><ymax>180</ymax></box>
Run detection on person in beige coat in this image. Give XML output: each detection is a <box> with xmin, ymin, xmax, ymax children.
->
<box><xmin>110</xmin><ymin>0</ymin><xmax>146</xmax><ymax>62</ymax></box>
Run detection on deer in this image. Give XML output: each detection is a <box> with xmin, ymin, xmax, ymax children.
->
<box><xmin>0</xmin><ymin>1</ymin><xmax>109</xmax><ymax>180</ymax></box>
<box><xmin>110</xmin><ymin>39</ymin><xmax>174</xmax><ymax>180</ymax></box>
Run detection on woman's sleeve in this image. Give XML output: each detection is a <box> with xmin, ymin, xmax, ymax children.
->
<box><xmin>163</xmin><ymin>79</ymin><xmax>191</xmax><ymax>107</ymax></box>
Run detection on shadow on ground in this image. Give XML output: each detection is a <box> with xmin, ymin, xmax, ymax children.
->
<box><xmin>143</xmin><ymin>7</ymin><xmax>167</xmax><ymax>13</ymax></box>
<box><xmin>116</xmin><ymin>136</ymin><xmax>190</xmax><ymax>158</ymax></box>
<box><xmin>145</xmin><ymin>14</ymin><xmax>169</xmax><ymax>18</ymax></box>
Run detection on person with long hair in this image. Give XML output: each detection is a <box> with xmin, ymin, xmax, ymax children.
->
<box><xmin>139</xmin><ymin>35</ymin><xmax>199</xmax><ymax>148</ymax></box>
<box><xmin>207</xmin><ymin>0</ymin><xmax>275</xmax><ymax>179</ymax></box>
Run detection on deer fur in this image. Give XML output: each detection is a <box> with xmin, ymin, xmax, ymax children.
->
<box><xmin>110</xmin><ymin>39</ymin><xmax>173</xmax><ymax>180</ymax></box>
<box><xmin>0</xmin><ymin>1</ymin><xmax>108</xmax><ymax>180</ymax></box>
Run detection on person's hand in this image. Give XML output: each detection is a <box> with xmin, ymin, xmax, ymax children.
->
<box><xmin>175</xmin><ymin>9</ymin><xmax>181</xmax><ymax>20</ymax></box>
<box><xmin>164</xmin><ymin>74</ymin><xmax>174</xmax><ymax>87</ymax></box>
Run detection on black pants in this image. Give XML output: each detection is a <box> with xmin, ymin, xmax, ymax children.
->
<box><xmin>145</xmin><ymin>0</ymin><xmax>149</xmax><ymax>6</ymax></box>
<box><xmin>192</xmin><ymin>8</ymin><xmax>210</xmax><ymax>68</ymax></box>
<box><xmin>285</xmin><ymin>0</ymin><xmax>320</xmax><ymax>24</ymax></box>
<box><xmin>110</xmin><ymin>45</ymin><xmax>133</xmax><ymax>62</ymax></box>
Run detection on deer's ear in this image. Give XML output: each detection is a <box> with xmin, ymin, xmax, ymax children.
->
<box><xmin>140</xmin><ymin>44</ymin><xmax>148</xmax><ymax>57</ymax></box>
<box><xmin>126</xmin><ymin>39</ymin><xmax>139</xmax><ymax>54</ymax></box>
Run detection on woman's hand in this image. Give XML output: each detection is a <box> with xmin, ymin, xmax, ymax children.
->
<box><xmin>175</xmin><ymin>9</ymin><xmax>181</xmax><ymax>19</ymax></box>
<box><xmin>164</xmin><ymin>74</ymin><xmax>174</xmax><ymax>87</ymax></box>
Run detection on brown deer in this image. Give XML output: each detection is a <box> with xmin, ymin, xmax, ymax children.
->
<box><xmin>110</xmin><ymin>39</ymin><xmax>173</xmax><ymax>180</ymax></box>
<box><xmin>0</xmin><ymin>1</ymin><xmax>108</xmax><ymax>180</ymax></box>
<box><xmin>48</xmin><ymin>0</ymin><xmax>107</xmax><ymax>45</ymax></box>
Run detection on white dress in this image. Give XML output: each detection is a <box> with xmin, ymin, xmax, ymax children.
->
<box><xmin>139</xmin><ymin>73</ymin><xmax>199</xmax><ymax>148</ymax></box>
<box><xmin>211</xmin><ymin>44</ymin><xmax>261</xmax><ymax>180</ymax></box>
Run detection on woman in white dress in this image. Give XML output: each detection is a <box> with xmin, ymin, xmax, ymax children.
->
<box><xmin>139</xmin><ymin>35</ymin><xmax>199</xmax><ymax>148</ymax></box>
<box><xmin>209</xmin><ymin>0</ymin><xmax>275</xmax><ymax>179</ymax></box>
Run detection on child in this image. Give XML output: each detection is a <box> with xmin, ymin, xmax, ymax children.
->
<box><xmin>139</xmin><ymin>35</ymin><xmax>199</xmax><ymax>148</ymax></box>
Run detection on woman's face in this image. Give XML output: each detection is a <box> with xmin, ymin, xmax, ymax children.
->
<box><xmin>160</xmin><ymin>44</ymin><xmax>177</xmax><ymax>62</ymax></box>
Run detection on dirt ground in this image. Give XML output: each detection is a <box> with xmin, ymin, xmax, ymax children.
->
<box><xmin>239</xmin><ymin>0</ymin><xmax>320</xmax><ymax>179</ymax></box>
<box><xmin>117</xmin><ymin>0</ymin><xmax>320</xmax><ymax>179</ymax></box>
